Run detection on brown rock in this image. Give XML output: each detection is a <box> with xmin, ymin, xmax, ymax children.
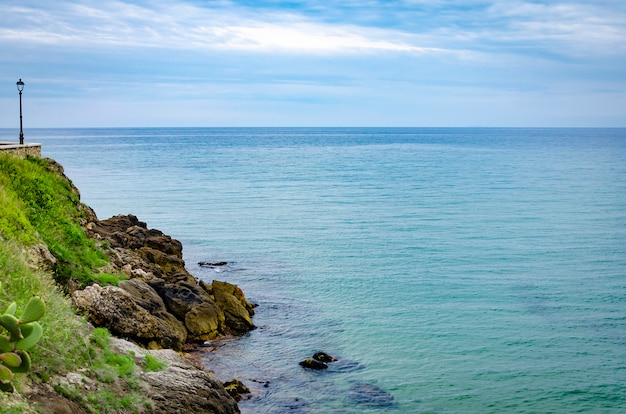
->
<box><xmin>119</xmin><ymin>278</ymin><xmax>167</xmax><ymax>313</ymax></box>
<box><xmin>212</xmin><ymin>280</ymin><xmax>255</xmax><ymax>334</ymax></box>
<box><xmin>184</xmin><ymin>302</ymin><xmax>225</xmax><ymax>340</ymax></box>
<box><xmin>299</xmin><ymin>358</ymin><xmax>328</xmax><ymax>370</ymax></box>
<box><xmin>72</xmin><ymin>284</ymin><xmax>187</xmax><ymax>350</ymax></box>
<box><xmin>83</xmin><ymin>213</ymin><xmax>255</xmax><ymax>345</ymax></box>
<box><xmin>223</xmin><ymin>378</ymin><xmax>251</xmax><ymax>401</ymax></box>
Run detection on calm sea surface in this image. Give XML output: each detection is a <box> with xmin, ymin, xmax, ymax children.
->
<box><xmin>3</xmin><ymin>128</ymin><xmax>625</xmax><ymax>413</ymax></box>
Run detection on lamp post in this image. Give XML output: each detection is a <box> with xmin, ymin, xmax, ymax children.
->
<box><xmin>16</xmin><ymin>78</ymin><xmax>24</xmax><ymax>145</ymax></box>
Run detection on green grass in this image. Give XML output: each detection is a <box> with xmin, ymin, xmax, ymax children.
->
<box><xmin>0</xmin><ymin>155</ymin><xmax>110</xmax><ymax>286</ymax></box>
<box><xmin>144</xmin><ymin>354</ymin><xmax>167</xmax><ymax>372</ymax></box>
<box><xmin>0</xmin><ymin>155</ymin><xmax>153</xmax><ymax>412</ymax></box>
<box><xmin>0</xmin><ymin>241</ymin><xmax>91</xmax><ymax>378</ymax></box>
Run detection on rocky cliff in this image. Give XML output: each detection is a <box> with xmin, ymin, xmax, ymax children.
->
<box><xmin>73</xmin><ymin>213</ymin><xmax>256</xmax><ymax>351</ymax></box>
<box><xmin>5</xmin><ymin>157</ymin><xmax>255</xmax><ymax>413</ymax></box>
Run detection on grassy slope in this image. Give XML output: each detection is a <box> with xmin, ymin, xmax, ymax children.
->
<box><xmin>0</xmin><ymin>155</ymin><xmax>153</xmax><ymax>413</ymax></box>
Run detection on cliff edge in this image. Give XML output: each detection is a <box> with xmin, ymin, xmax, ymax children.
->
<box><xmin>0</xmin><ymin>155</ymin><xmax>251</xmax><ymax>413</ymax></box>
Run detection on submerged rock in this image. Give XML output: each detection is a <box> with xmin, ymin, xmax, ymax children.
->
<box><xmin>299</xmin><ymin>358</ymin><xmax>328</xmax><ymax>370</ymax></box>
<box><xmin>300</xmin><ymin>351</ymin><xmax>339</xmax><ymax>370</ymax></box>
<box><xmin>199</xmin><ymin>261</ymin><xmax>228</xmax><ymax>267</ymax></box>
<box><xmin>348</xmin><ymin>383</ymin><xmax>395</xmax><ymax>407</ymax></box>
<box><xmin>223</xmin><ymin>378</ymin><xmax>251</xmax><ymax>401</ymax></box>
<box><xmin>274</xmin><ymin>397</ymin><xmax>310</xmax><ymax>412</ymax></box>
<box><xmin>313</xmin><ymin>352</ymin><xmax>337</xmax><ymax>363</ymax></box>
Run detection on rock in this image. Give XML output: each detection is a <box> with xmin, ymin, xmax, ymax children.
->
<box><xmin>28</xmin><ymin>243</ymin><xmax>57</xmax><ymax>273</ymax></box>
<box><xmin>24</xmin><ymin>382</ymin><xmax>87</xmax><ymax>414</ymax></box>
<box><xmin>299</xmin><ymin>358</ymin><xmax>328</xmax><ymax>370</ymax></box>
<box><xmin>199</xmin><ymin>261</ymin><xmax>228</xmax><ymax>267</ymax></box>
<box><xmin>138</xmin><ymin>246</ymin><xmax>187</xmax><ymax>278</ymax></box>
<box><xmin>82</xmin><ymin>213</ymin><xmax>255</xmax><ymax>346</ymax></box>
<box><xmin>348</xmin><ymin>383</ymin><xmax>395</xmax><ymax>407</ymax></box>
<box><xmin>211</xmin><ymin>280</ymin><xmax>256</xmax><ymax>334</ymax></box>
<box><xmin>143</xmin><ymin>364</ymin><xmax>240</xmax><ymax>413</ymax></box>
<box><xmin>85</xmin><ymin>214</ymin><xmax>189</xmax><ymax>279</ymax></box>
<box><xmin>313</xmin><ymin>352</ymin><xmax>337</xmax><ymax>363</ymax></box>
<box><xmin>184</xmin><ymin>302</ymin><xmax>225</xmax><ymax>340</ymax></box>
<box><xmin>72</xmin><ymin>284</ymin><xmax>187</xmax><ymax>350</ymax></box>
<box><xmin>118</xmin><ymin>278</ymin><xmax>167</xmax><ymax>313</ymax></box>
<box><xmin>150</xmin><ymin>280</ymin><xmax>207</xmax><ymax>318</ymax></box>
<box><xmin>109</xmin><ymin>337</ymin><xmax>240</xmax><ymax>414</ymax></box>
<box><xmin>274</xmin><ymin>397</ymin><xmax>310</xmax><ymax>412</ymax></box>
<box><xmin>223</xmin><ymin>379</ymin><xmax>251</xmax><ymax>401</ymax></box>
<box><xmin>149</xmin><ymin>279</ymin><xmax>227</xmax><ymax>340</ymax></box>
<box><xmin>299</xmin><ymin>352</ymin><xmax>339</xmax><ymax>370</ymax></box>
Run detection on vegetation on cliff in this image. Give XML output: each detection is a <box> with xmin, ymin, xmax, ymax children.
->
<box><xmin>0</xmin><ymin>155</ymin><xmax>158</xmax><ymax>412</ymax></box>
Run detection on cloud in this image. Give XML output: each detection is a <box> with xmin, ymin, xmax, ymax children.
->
<box><xmin>2</xmin><ymin>0</ymin><xmax>624</xmax><ymax>61</ymax></box>
<box><xmin>0</xmin><ymin>1</ymin><xmax>446</xmax><ymax>55</ymax></box>
<box><xmin>483</xmin><ymin>1</ymin><xmax>626</xmax><ymax>56</ymax></box>
<box><xmin>0</xmin><ymin>0</ymin><xmax>624</xmax><ymax>127</ymax></box>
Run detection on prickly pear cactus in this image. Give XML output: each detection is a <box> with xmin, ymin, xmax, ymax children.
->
<box><xmin>0</xmin><ymin>296</ymin><xmax>45</xmax><ymax>392</ymax></box>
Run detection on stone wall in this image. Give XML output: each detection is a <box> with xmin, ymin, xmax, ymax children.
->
<box><xmin>0</xmin><ymin>143</ymin><xmax>42</xmax><ymax>158</ymax></box>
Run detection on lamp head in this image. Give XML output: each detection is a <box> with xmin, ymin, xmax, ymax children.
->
<box><xmin>16</xmin><ymin>79</ymin><xmax>24</xmax><ymax>92</ymax></box>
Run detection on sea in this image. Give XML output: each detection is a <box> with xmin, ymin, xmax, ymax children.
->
<box><xmin>2</xmin><ymin>127</ymin><xmax>625</xmax><ymax>413</ymax></box>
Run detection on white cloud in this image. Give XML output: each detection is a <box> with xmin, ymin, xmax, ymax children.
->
<box><xmin>3</xmin><ymin>1</ymin><xmax>624</xmax><ymax>59</ymax></box>
<box><xmin>0</xmin><ymin>1</ymin><xmax>445</xmax><ymax>55</ymax></box>
<box><xmin>484</xmin><ymin>1</ymin><xmax>626</xmax><ymax>55</ymax></box>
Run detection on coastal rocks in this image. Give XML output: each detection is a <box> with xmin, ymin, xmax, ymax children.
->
<box><xmin>299</xmin><ymin>358</ymin><xmax>328</xmax><ymax>370</ymax></box>
<box><xmin>211</xmin><ymin>280</ymin><xmax>256</xmax><ymax>334</ymax></box>
<box><xmin>85</xmin><ymin>214</ymin><xmax>189</xmax><ymax>280</ymax></box>
<box><xmin>312</xmin><ymin>352</ymin><xmax>337</xmax><ymax>363</ymax></box>
<box><xmin>72</xmin><ymin>213</ymin><xmax>257</xmax><ymax>352</ymax></box>
<box><xmin>299</xmin><ymin>352</ymin><xmax>337</xmax><ymax>370</ymax></box>
<box><xmin>72</xmin><ymin>284</ymin><xmax>187</xmax><ymax>350</ymax></box>
<box><xmin>223</xmin><ymin>379</ymin><xmax>251</xmax><ymax>401</ymax></box>
<box><xmin>142</xmin><ymin>360</ymin><xmax>240</xmax><ymax>414</ymax></box>
<box><xmin>149</xmin><ymin>279</ymin><xmax>224</xmax><ymax>338</ymax></box>
<box><xmin>109</xmin><ymin>337</ymin><xmax>240</xmax><ymax>414</ymax></box>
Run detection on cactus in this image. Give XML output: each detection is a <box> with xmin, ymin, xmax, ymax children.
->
<box><xmin>0</xmin><ymin>297</ymin><xmax>45</xmax><ymax>392</ymax></box>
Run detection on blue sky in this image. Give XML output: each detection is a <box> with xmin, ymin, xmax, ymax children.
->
<box><xmin>1</xmin><ymin>0</ymin><xmax>625</xmax><ymax>127</ymax></box>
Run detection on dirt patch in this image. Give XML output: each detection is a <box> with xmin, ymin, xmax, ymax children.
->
<box><xmin>24</xmin><ymin>382</ymin><xmax>87</xmax><ymax>414</ymax></box>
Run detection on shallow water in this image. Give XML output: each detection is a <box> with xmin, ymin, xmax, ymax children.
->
<box><xmin>5</xmin><ymin>127</ymin><xmax>625</xmax><ymax>413</ymax></box>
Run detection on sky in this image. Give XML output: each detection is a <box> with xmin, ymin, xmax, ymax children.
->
<box><xmin>1</xmin><ymin>0</ymin><xmax>625</xmax><ymax>127</ymax></box>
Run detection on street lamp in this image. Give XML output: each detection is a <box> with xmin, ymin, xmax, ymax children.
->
<box><xmin>16</xmin><ymin>78</ymin><xmax>24</xmax><ymax>145</ymax></box>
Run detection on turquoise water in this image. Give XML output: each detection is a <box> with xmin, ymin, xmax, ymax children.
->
<box><xmin>4</xmin><ymin>128</ymin><xmax>625</xmax><ymax>413</ymax></box>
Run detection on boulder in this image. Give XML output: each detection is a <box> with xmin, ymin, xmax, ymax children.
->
<box><xmin>223</xmin><ymin>378</ymin><xmax>251</xmax><ymax>401</ymax></box>
<box><xmin>144</xmin><ymin>364</ymin><xmax>240</xmax><ymax>414</ymax></box>
<box><xmin>109</xmin><ymin>337</ymin><xmax>240</xmax><ymax>414</ymax></box>
<box><xmin>86</xmin><ymin>214</ymin><xmax>188</xmax><ymax>278</ymax></box>
<box><xmin>118</xmin><ymin>278</ymin><xmax>167</xmax><ymax>313</ymax></box>
<box><xmin>211</xmin><ymin>280</ymin><xmax>256</xmax><ymax>334</ymax></box>
<box><xmin>313</xmin><ymin>352</ymin><xmax>337</xmax><ymax>363</ymax></box>
<box><xmin>198</xmin><ymin>261</ymin><xmax>228</xmax><ymax>268</ymax></box>
<box><xmin>82</xmin><ymin>214</ymin><xmax>256</xmax><ymax>346</ymax></box>
<box><xmin>299</xmin><ymin>358</ymin><xmax>328</xmax><ymax>370</ymax></box>
<box><xmin>72</xmin><ymin>284</ymin><xmax>187</xmax><ymax>350</ymax></box>
<box><xmin>184</xmin><ymin>302</ymin><xmax>225</xmax><ymax>340</ymax></box>
<box><xmin>149</xmin><ymin>280</ymin><xmax>207</xmax><ymax>318</ymax></box>
<box><xmin>149</xmin><ymin>279</ymin><xmax>226</xmax><ymax>340</ymax></box>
